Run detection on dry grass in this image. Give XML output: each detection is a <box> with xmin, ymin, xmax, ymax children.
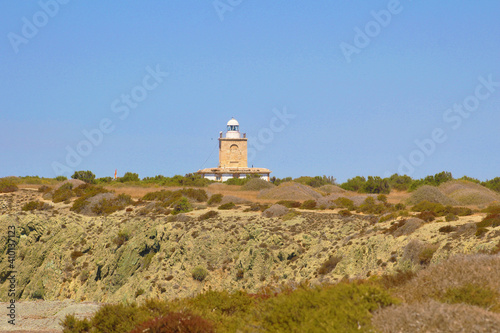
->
<box><xmin>372</xmin><ymin>300</ymin><xmax>500</xmax><ymax>333</ymax></box>
<box><xmin>395</xmin><ymin>254</ymin><xmax>500</xmax><ymax>304</ymax></box>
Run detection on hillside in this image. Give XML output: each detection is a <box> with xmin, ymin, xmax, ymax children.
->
<box><xmin>0</xmin><ymin>186</ymin><xmax>498</xmax><ymax>304</ymax></box>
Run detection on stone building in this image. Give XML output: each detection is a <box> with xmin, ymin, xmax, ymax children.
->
<box><xmin>197</xmin><ymin>118</ymin><xmax>271</xmax><ymax>182</ymax></box>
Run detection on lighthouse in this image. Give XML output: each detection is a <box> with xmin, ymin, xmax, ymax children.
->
<box><xmin>197</xmin><ymin>118</ymin><xmax>271</xmax><ymax>182</ymax></box>
<box><xmin>219</xmin><ymin>118</ymin><xmax>248</xmax><ymax>169</ymax></box>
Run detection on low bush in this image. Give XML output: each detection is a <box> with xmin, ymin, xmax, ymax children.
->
<box><xmin>38</xmin><ymin>185</ymin><xmax>51</xmax><ymax>193</ymax></box>
<box><xmin>172</xmin><ymin>197</ymin><xmax>192</xmax><ymax>215</ymax></box>
<box><xmin>199</xmin><ymin>210</ymin><xmax>218</xmax><ymax>221</ymax></box>
<box><xmin>441</xmin><ymin>283</ymin><xmax>499</xmax><ymax>310</ymax></box>
<box><xmin>260</xmin><ymin>283</ymin><xmax>396</xmax><ymax>332</ymax></box>
<box><xmin>129</xmin><ymin>312</ymin><xmax>215</xmax><ymax>333</ymax></box>
<box><xmin>21</xmin><ymin>201</ymin><xmax>52</xmax><ymax>211</ymax></box>
<box><xmin>192</xmin><ymin>266</ymin><xmax>208</xmax><ymax>281</ymax></box>
<box><xmin>91</xmin><ymin>194</ymin><xmax>133</xmax><ymax>215</ymax></box>
<box><xmin>218</xmin><ymin>202</ymin><xmax>236</xmax><ymax>210</ymax></box>
<box><xmin>71</xmin><ymin>170</ymin><xmax>96</xmax><ymax>184</ymax></box>
<box><xmin>207</xmin><ymin>193</ymin><xmax>223</xmax><ymax>205</ymax></box>
<box><xmin>476</xmin><ymin>213</ymin><xmax>500</xmax><ymax>228</ymax></box>
<box><xmin>439</xmin><ymin>225</ymin><xmax>457</xmax><ymax>233</ymax></box>
<box><xmin>338</xmin><ymin>209</ymin><xmax>352</xmax><ymax>217</ymax></box>
<box><xmin>276</xmin><ymin>200</ymin><xmax>301</xmax><ymax>208</ymax></box>
<box><xmin>357</xmin><ymin>197</ymin><xmax>386</xmax><ymax>214</ymax></box>
<box><xmin>52</xmin><ymin>183</ymin><xmax>75</xmax><ymax>203</ymax></box>
<box><xmin>317</xmin><ymin>255</ymin><xmax>342</xmax><ymax>275</ymax></box>
<box><xmin>417</xmin><ymin>211</ymin><xmax>436</xmax><ymax>222</ymax></box>
<box><xmin>300</xmin><ymin>200</ymin><xmax>317</xmax><ymax>210</ymax></box>
<box><xmin>333</xmin><ymin>197</ymin><xmax>356</xmax><ymax>211</ymax></box>
<box><xmin>118</xmin><ymin>172</ymin><xmax>139</xmax><ymax>183</ymax></box>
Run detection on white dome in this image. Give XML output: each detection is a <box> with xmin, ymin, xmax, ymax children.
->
<box><xmin>227</xmin><ymin>118</ymin><xmax>239</xmax><ymax>126</ymax></box>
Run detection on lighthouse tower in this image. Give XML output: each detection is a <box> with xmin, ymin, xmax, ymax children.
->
<box><xmin>197</xmin><ymin>118</ymin><xmax>271</xmax><ymax>182</ymax></box>
<box><xmin>219</xmin><ymin>118</ymin><xmax>248</xmax><ymax>169</ymax></box>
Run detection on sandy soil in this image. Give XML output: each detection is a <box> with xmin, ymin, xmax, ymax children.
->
<box><xmin>0</xmin><ymin>300</ymin><xmax>100</xmax><ymax>332</ymax></box>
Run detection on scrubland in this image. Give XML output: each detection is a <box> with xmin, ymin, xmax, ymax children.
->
<box><xmin>0</xmin><ymin>175</ymin><xmax>499</xmax><ymax>332</ymax></box>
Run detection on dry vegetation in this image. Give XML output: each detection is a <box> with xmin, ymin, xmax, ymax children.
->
<box><xmin>2</xmin><ymin>176</ymin><xmax>500</xmax><ymax>332</ymax></box>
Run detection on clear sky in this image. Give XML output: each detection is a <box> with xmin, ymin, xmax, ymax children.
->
<box><xmin>1</xmin><ymin>1</ymin><xmax>499</xmax><ymax>182</ymax></box>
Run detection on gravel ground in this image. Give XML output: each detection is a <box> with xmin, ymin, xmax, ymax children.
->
<box><xmin>0</xmin><ymin>300</ymin><xmax>100</xmax><ymax>332</ymax></box>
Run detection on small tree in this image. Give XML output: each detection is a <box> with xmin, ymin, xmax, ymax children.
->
<box><xmin>71</xmin><ymin>171</ymin><xmax>96</xmax><ymax>184</ymax></box>
<box><xmin>119</xmin><ymin>172</ymin><xmax>140</xmax><ymax>183</ymax></box>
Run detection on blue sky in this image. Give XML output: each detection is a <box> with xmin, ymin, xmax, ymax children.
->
<box><xmin>1</xmin><ymin>0</ymin><xmax>499</xmax><ymax>182</ymax></box>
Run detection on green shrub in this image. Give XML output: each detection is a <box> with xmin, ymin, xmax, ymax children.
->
<box><xmin>300</xmin><ymin>200</ymin><xmax>317</xmax><ymax>210</ymax></box>
<box><xmin>71</xmin><ymin>170</ymin><xmax>95</xmax><ymax>184</ymax></box>
<box><xmin>338</xmin><ymin>209</ymin><xmax>352</xmax><ymax>217</ymax></box>
<box><xmin>317</xmin><ymin>256</ymin><xmax>342</xmax><ymax>275</ymax></box>
<box><xmin>281</xmin><ymin>210</ymin><xmax>301</xmax><ymax>221</ymax></box>
<box><xmin>357</xmin><ymin>197</ymin><xmax>386</xmax><ymax>214</ymax></box>
<box><xmin>482</xmin><ymin>204</ymin><xmax>500</xmax><ymax>215</ymax></box>
<box><xmin>445</xmin><ymin>213</ymin><xmax>459</xmax><ymax>222</ymax></box>
<box><xmin>172</xmin><ymin>197</ymin><xmax>192</xmax><ymax>215</ymax></box>
<box><xmin>340</xmin><ymin>176</ymin><xmax>366</xmax><ymax>192</ymax></box>
<box><xmin>119</xmin><ymin>172</ymin><xmax>140</xmax><ymax>183</ymax></box>
<box><xmin>113</xmin><ymin>230</ymin><xmax>130</xmax><ymax>247</ymax></box>
<box><xmin>55</xmin><ymin>175</ymin><xmax>67</xmax><ymax>181</ymax></box>
<box><xmin>218</xmin><ymin>202</ymin><xmax>236</xmax><ymax>210</ymax></box>
<box><xmin>294</xmin><ymin>176</ymin><xmax>336</xmax><ymax>188</ymax></box>
<box><xmin>377</xmin><ymin>194</ymin><xmax>388</xmax><ymax>203</ymax></box>
<box><xmin>207</xmin><ymin>193</ymin><xmax>223</xmax><ymax>205</ymax></box>
<box><xmin>260</xmin><ymin>283</ymin><xmax>397</xmax><ymax>332</ymax></box>
<box><xmin>408</xmin><ymin>171</ymin><xmax>453</xmax><ymax>191</ymax></box>
<box><xmin>418</xmin><ymin>244</ymin><xmax>439</xmax><ymax>266</ymax></box>
<box><xmin>38</xmin><ymin>185</ymin><xmax>51</xmax><ymax>193</ymax></box>
<box><xmin>361</xmin><ymin>176</ymin><xmax>390</xmax><ymax>194</ymax></box>
<box><xmin>21</xmin><ymin>201</ymin><xmax>52</xmax><ymax>211</ymax></box>
<box><xmin>387</xmin><ymin>173</ymin><xmax>413</xmax><ymax>191</ymax></box>
<box><xmin>441</xmin><ymin>283</ymin><xmax>499</xmax><ymax>310</ymax></box>
<box><xmin>129</xmin><ymin>312</ymin><xmax>214</xmax><ymax>333</ymax></box>
<box><xmin>476</xmin><ymin>213</ymin><xmax>500</xmax><ymax>228</ymax></box>
<box><xmin>333</xmin><ymin>197</ymin><xmax>356</xmax><ymax>211</ymax></box>
<box><xmin>91</xmin><ymin>194</ymin><xmax>133</xmax><ymax>215</ymax></box>
<box><xmin>192</xmin><ymin>266</ymin><xmax>208</xmax><ymax>281</ymax></box>
<box><xmin>199</xmin><ymin>210</ymin><xmax>219</xmax><ymax>221</ymax></box>
<box><xmin>52</xmin><ymin>184</ymin><xmax>75</xmax><ymax>203</ymax></box>
<box><xmin>61</xmin><ymin>314</ymin><xmax>91</xmax><ymax>332</ymax></box>
<box><xmin>96</xmin><ymin>177</ymin><xmax>113</xmax><ymax>184</ymax></box>
<box><xmin>482</xmin><ymin>177</ymin><xmax>500</xmax><ymax>193</ymax></box>
<box><xmin>0</xmin><ymin>178</ymin><xmax>18</xmax><ymax>193</ymax></box>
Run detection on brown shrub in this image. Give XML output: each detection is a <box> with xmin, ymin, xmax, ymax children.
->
<box><xmin>129</xmin><ymin>312</ymin><xmax>214</xmax><ymax>333</ymax></box>
<box><xmin>372</xmin><ymin>300</ymin><xmax>500</xmax><ymax>333</ymax></box>
<box><xmin>395</xmin><ymin>254</ymin><xmax>500</xmax><ymax>304</ymax></box>
<box><xmin>317</xmin><ymin>255</ymin><xmax>342</xmax><ymax>275</ymax></box>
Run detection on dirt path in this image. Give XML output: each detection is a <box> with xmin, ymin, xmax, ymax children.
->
<box><xmin>0</xmin><ymin>300</ymin><xmax>100</xmax><ymax>332</ymax></box>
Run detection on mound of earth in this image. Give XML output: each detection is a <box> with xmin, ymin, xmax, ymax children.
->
<box><xmin>241</xmin><ymin>178</ymin><xmax>275</xmax><ymax>191</ymax></box>
<box><xmin>220</xmin><ymin>195</ymin><xmax>251</xmax><ymax>205</ymax></box>
<box><xmin>407</xmin><ymin>185</ymin><xmax>457</xmax><ymax>206</ymax></box>
<box><xmin>55</xmin><ymin>179</ymin><xmax>86</xmax><ymax>189</ymax></box>
<box><xmin>318</xmin><ymin>185</ymin><xmax>345</xmax><ymax>194</ymax></box>
<box><xmin>258</xmin><ymin>182</ymin><xmax>322</xmax><ymax>201</ymax></box>
<box><xmin>439</xmin><ymin>180</ymin><xmax>500</xmax><ymax>206</ymax></box>
<box><xmin>262</xmin><ymin>204</ymin><xmax>289</xmax><ymax>218</ymax></box>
